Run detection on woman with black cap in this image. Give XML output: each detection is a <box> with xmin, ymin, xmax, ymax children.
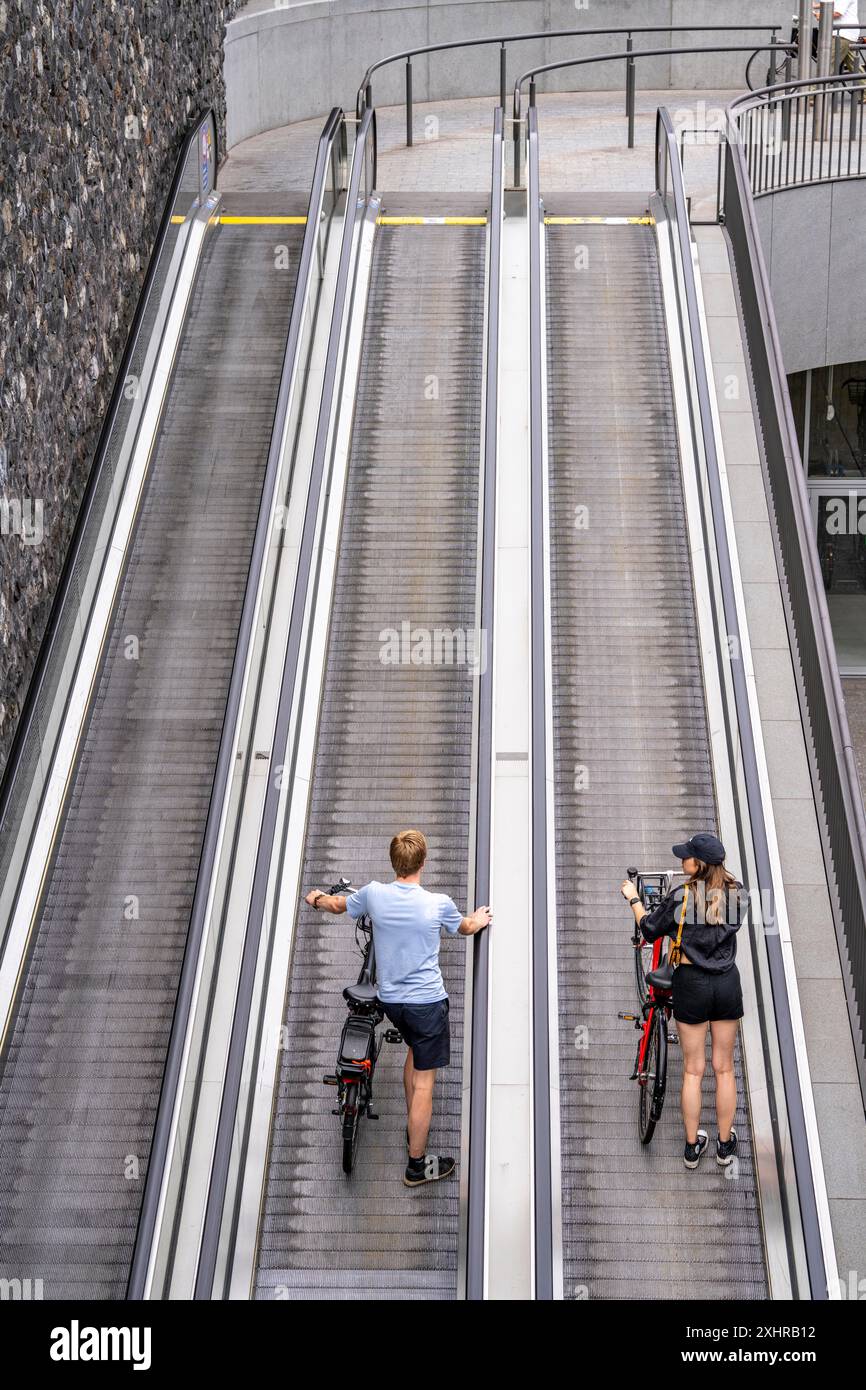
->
<box><xmin>620</xmin><ymin>833</ymin><xmax>745</xmax><ymax>1171</ymax></box>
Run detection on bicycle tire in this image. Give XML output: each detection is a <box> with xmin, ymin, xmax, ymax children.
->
<box><xmin>638</xmin><ymin>1008</ymin><xmax>668</xmax><ymax>1145</ymax></box>
<box><xmin>746</xmin><ymin>48</ymin><xmax>790</xmax><ymax>92</ymax></box>
<box><xmin>341</xmin><ymin>1082</ymin><xmax>361</xmax><ymax>1174</ymax></box>
<box><xmin>634</xmin><ymin>933</ymin><xmax>654</xmax><ymax>1008</ymax></box>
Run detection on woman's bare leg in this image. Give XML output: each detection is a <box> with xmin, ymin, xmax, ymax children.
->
<box><xmin>677</xmin><ymin>1020</ymin><xmax>708</xmax><ymax>1143</ymax></box>
<box><xmin>710</xmin><ymin>1019</ymin><xmax>738</xmax><ymax>1141</ymax></box>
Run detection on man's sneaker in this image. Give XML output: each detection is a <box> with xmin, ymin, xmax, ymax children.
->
<box><xmin>403</xmin><ymin>1154</ymin><xmax>456</xmax><ymax>1187</ymax></box>
<box><xmin>684</xmin><ymin>1129</ymin><xmax>709</xmax><ymax>1169</ymax></box>
<box><xmin>717</xmin><ymin>1128</ymin><xmax>738</xmax><ymax>1166</ymax></box>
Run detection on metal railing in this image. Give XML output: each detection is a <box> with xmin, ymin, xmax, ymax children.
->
<box><xmin>192</xmin><ymin>107</ymin><xmax>376</xmax><ymax>1299</ymax></box>
<box><xmin>127</xmin><ymin>107</ymin><xmax>347</xmax><ymax>1299</ymax></box>
<box><xmin>355</xmin><ymin>25</ymin><xmax>783</xmax><ymax>151</ymax></box>
<box><xmin>465</xmin><ymin>105</ymin><xmax>503</xmax><ymax>1302</ymax></box>
<box><xmin>0</xmin><ymin>109</ymin><xmax>215</xmax><ymax>976</ymax></box>
<box><xmin>729</xmin><ymin>72</ymin><xmax>866</xmax><ymax>196</ymax></box>
<box><xmin>511</xmin><ymin>42</ymin><xmax>794</xmax><ymax>179</ymax></box>
<box><xmin>657</xmin><ymin>105</ymin><xmax>830</xmax><ymax>1297</ymax></box>
<box><xmin>723</xmin><ymin>110</ymin><xmax>866</xmax><ymax>1109</ymax></box>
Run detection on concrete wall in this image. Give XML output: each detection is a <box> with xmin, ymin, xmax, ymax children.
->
<box><xmin>0</xmin><ymin>1</ymin><xmax>242</xmax><ymax>772</ymax></box>
<box><xmin>753</xmin><ymin>178</ymin><xmax>866</xmax><ymax>375</ymax></box>
<box><xmin>226</xmin><ymin>0</ymin><xmax>796</xmax><ymax>147</ymax></box>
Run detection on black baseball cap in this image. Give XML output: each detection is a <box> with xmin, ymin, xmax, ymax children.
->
<box><xmin>672</xmin><ymin>833</ymin><xmax>726</xmax><ymax>865</ymax></box>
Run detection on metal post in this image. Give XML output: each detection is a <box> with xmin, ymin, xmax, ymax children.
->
<box><xmin>782</xmin><ymin>53</ymin><xmax>793</xmax><ymax>141</ymax></box>
<box><xmin>529</xmin><ymin>76</ymin><xmax>537</xmax><ymax>108</ymax></box>
<box><xmin>500</xmin><ymin>43</ymin><xmax>507</xmax><ymax>112</ymax></box>
<box><xmin>815</xmin><ymin>2</ymin><xmax>834</xmax><ymax>140</ymax></box>
<box><xmin>513</xmin><ymin>110</ymin><xmax>521</xmax><ymax>188</ymax></box>
<box><xmin>767</xmin><ymin>28</ymin><xmax>776</xmax><ymax>86</ymax></box>
<box><xmin>626</xmin><ymin>40</ymin><xmax>636</xmax><ymax>149</ymax></box>
<box><xmin>797</xmin><ymin>0</ymin><xmax>813</xmax><ymax>80</ymax></box>
<box><xmin>625</xmin><ymin>32</ymin><xmax>632</xmax><ymax>114</ymax></box>
<box><xmin>406</xmin><ymin>56</ymin><xmax>413</xmax><ymax>147</ymax></box>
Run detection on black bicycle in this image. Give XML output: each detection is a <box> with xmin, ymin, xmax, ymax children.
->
<box><xmin>746</xmin><ymin>22</ymin><xmax>866</xmax><ymax>90</ymax></box>
<box><xmin>321</xmin><ymin>877</ymin><xmax>402</xmax><ymax>1173</ymax></box>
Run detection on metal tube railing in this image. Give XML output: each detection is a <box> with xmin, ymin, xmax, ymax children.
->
<box><xmin>729</xmin><ymin>73</ymin><xmax>866</xmax><ymax>196</ymax></box>
<box><xmin>355</xmin><ymin>24</ymin><xmax>783</xmax><ymax>135</ymax></box>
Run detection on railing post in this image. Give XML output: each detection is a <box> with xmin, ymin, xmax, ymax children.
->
<box><xmin>500</xmin><ymin>42</ymin><xmax>507</xmax><ymax>112</ymax></box>
<box><xmin>625</xmin><ymin>32</ymin><xmax>632</xmax><ymax>115</ymax></box>
<box><xmin>797</xmin><ymin>0</ymin><xmax>813</xmax><ymax>81</ymax></box>
<box><xmin>782</xmin><ymin>55</ymin><xmax>792</xmax><ymax>142</ymax></box>
<box><xmin>529</xmin><ymin>75</ymin><xmax>537</xmax><ymax>108</ymax></box>
<box><xmin>406</xmin><ymin>56</ymin><xmax>413</xmax><ymax>147</ymax></box>
<box><xmin>626</xmin><ymin>37</ymin><xmax>636</xmax><ymax>148</ymax></box>
<box><xmin>815</xmin><ymin>2</ymin><xmax>834</xmax><ymax>142</ymax></box>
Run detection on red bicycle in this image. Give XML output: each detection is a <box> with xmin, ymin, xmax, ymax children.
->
<box><xmin>619</xmin><ymin>868</ymin><xmax>688</xmax><ymax>1144</ymax></box>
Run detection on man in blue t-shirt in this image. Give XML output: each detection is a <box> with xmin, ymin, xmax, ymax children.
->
<box><xmin>305</xmin><ymin>829</ymin><xmax>491</xmax><ymax>1186</ymax></box>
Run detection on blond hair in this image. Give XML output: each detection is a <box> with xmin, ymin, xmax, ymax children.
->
<box><xmin>390</xmin><ymin>829</ymin><xmax>428</xmax><ymax>877</ymax></box>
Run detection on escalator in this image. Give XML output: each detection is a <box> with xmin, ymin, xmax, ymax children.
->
<box><xmin>251</xmin><ymin>217</ymin><xmax>485</xmax><ymax>1300</ymax></box>
<box><xmin>545</xmin><ymin>218</ymin><xmax>768</xmax><ymax>1299</ymax></box>
<box><xmin>0</xmin><ymin>202</ymin><xmax>304</xmax><ymax>1299</ymax></box>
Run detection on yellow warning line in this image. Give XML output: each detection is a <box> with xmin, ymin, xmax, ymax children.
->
<box><xmin>544</xmin><ymin>215</ymin><xmax>655</xmax><ymax>225</ymax></box>
<box><xmin>377</xmin><ymin>215</ymin><xmax>487</xmax><ymax>226</ymax></box>
<box><xmin>169</xmin><ymin>214</ymin><xmax>308</xmax><ymax>225</ymax></box>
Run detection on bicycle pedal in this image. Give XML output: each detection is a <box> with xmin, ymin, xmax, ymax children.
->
<box><xmin>322</xmin><ymin>1074</ymin><xmax>339</xmax><ymax>1085</ymax></box>
<box><xmin>383</xmin><ymin>1029</ymin><xmax>403</xmax><ymax>1044</ymax></box>
<box><xmin>331</xmin><ymin>1107</ymin><xmax>340</xmax><ymax>1116</ymax></box>
<box><xmin>617</xmin><ymin>1012</ymin><xmax>637</xmax><ymax>1022</ymax></box>
<box><xmin>367</xmin><ymin>1111</ymin><xmax>379</xmax><ymax>1120</ymax></box>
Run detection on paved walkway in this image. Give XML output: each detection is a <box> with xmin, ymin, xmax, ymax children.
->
<box><xmin>220</xmin><ymin>86</ymin><xmax>735</xmax><ymax>214</ymax></box>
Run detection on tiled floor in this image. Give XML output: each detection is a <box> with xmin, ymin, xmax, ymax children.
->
<box><xmin>221</xmin><ymin>86</ymin><xmax>734</xmax><ymax>212</ymax></box>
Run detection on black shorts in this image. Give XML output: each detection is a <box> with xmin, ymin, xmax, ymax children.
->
<box><xmin>672</xmin><ymin>963</ymin><xmax>743</xmax><ymax>1025</ymax></box>
<box><xmin>383</xmin><ymin>998</ymin><xmax>450</xmax><ymax>1071</ymax></box>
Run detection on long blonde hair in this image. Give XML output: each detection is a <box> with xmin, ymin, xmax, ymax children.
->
<box><xmin>688</xmin><ymin>859</ymin><xmax>739</xmax><ymax>925</ymax></box>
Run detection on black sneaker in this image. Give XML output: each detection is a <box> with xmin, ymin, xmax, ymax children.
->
<box><xmin>717</xmin><ymin>1128</ymin><xmax>738</xmax><ymax>1166</ymax></box>
<box><xmin>403</xmin><ymin>1154</ymin><xmax>456</xmax><ymax>1187</ymax></box>
<box><xmin>684</xmin><ymin>1129</ymin><xmax>709</xmax><ymax>1170</ymax></box>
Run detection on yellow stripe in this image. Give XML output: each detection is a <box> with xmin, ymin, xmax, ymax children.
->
<box><xmin>377</xmin><ymin>215</ymin><xmax>488</xmax><ymax>226</ymax></box>
<box><xmin>220</xmin><ymin>215</ymin><xmax>307</xmax><ymax>225</ymax></box>
<box><xmin>544</xmin><ymin>215</ymin><xmax>655</xmax><ymax>225</ymax></box>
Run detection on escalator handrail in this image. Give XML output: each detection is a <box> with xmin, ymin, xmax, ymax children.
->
<box><xmin>126</xmin><ymin>106</ymin><xmax>346</xmax><ymax>1299</ymax></box>
<box><xmin>192</xmin><ymin>107</ymin><xmax>375</xmax><ymax>1300</ymax></box>
<box><xmin>526</xmin><ymin>104</ymin><xmax>555</xmax><ymax>1302</ymax></box>
<box><xmin>655</xmin><ymin>105</ymin><xmax>829</xmax><ymax>1300</ymax></box>
<box><xmin>0</xmin><ymin>108</ymin><xmax>215</xmax><ymax>836</ymax></box>
<box><xmin>465</xmin><ymin>106</ymin><xmax>503</xmax><ymax>1301</ymax></box>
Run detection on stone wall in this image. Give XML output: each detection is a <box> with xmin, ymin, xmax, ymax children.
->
<box><xmin>0</xmin><ymin>0</ymin><xmax>244</xmax><ymax>773</ymax></box>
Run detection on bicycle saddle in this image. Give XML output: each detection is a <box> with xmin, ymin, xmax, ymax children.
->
<box><xmin>343</xmin><ymin>982</ymin><xmax>378</xmax><ymax>1005</ymax></box>
<box><xmin>646</xmin><ymin>964</ymin><xmax>674</xmax><ymax>992</ymax></box>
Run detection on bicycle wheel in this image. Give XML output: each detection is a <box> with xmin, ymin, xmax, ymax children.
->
<box><xmin>341</xmin><ymin>1082</ymin><xmax>361</xmax><ymax>1174</ymax></box>
<box><xmin>638</xmin><ymin>1008</ymin><xmax>668</xmax><ymax>1145</ymax></box>
<box><xmin>633</xmin><ymin>933</ymin><xmax>654</xmax><ymax>1008</ymax></box>
<box><xmin>746</xmin><ymin>48</ymin><xmax>790</xmax><ymax>92</ymax></box>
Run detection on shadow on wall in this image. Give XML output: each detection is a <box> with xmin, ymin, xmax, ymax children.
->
<box><xmin>0</xmin><ymin>1</ymin><xmax>245</xmax><ymax>773</ymax></box>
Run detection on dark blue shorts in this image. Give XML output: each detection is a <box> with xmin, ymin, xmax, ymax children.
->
<box><xmin>383</xmin><ymin>997</ymin><xmax>450</xmax><ymax>1071</ymax></box>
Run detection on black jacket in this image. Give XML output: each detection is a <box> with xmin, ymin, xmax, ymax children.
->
<box><xmin>640</xmin><ymin>881</ymin><xmax>745</xmax><ymax>974</ymax></box>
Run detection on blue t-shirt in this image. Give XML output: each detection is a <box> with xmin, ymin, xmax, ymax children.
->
<box><xmin>345</xmin><ymin>880</ymin><xmax>463</xmax><ymax>1004</ymax></box>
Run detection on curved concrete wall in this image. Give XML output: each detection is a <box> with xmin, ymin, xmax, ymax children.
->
<box><xmin>753</xmin><ymin>178</ymin><xmax>866</xmax><ymax>375</ymax></box>
<box><xmin>225</xmin><ymin>0</ymin><xmax>796</xmax><ymax>147</ymax></box>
